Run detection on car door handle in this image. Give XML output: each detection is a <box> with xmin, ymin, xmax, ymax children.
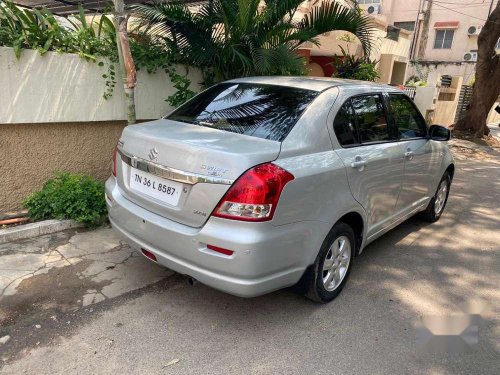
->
<box><xmin>404</xmin><ymin>150</ymin><xmax>414</xmax><ymax>160</ymax></box>
<box><xmin>351</xmin><ymin>159</ymin><xmax>366</xmax><ymax>169</ymax></box>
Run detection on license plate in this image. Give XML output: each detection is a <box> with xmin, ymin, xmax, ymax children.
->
<box><xmin>129</xmin><ymin>167</ymin><xmax>182</xmax><ymax>206</ymax></box>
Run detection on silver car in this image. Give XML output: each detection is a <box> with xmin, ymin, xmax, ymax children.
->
<box><xmin>106</xmin><ymin>77</ymin><xmax>454</xmax><ymax>303</ymax></box>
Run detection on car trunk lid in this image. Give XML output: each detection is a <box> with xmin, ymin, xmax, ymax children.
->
<box><xmin>115</xmin><ymin>119</ymin><xmax>281</xmax><ymax>227</ymax></box>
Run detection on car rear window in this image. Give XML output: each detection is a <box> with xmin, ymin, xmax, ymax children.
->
<box><xmin>167</xmin><ymin>83</ymin><xmax>319</xmax><ymax>142</ymax></box>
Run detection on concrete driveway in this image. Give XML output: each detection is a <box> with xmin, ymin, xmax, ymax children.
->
<box><xmin>0</xmin><ymin>146</ymin><xmax>499</xmax><ymax>374</ymax></box>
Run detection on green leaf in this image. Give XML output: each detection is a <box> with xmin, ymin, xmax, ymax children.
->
<box><xmin>23</xmin><ymin>172</ymin><xmax>107</xmax><ymax>225</ymax></box>
<box><xmin>131</xmin><ymin>0</ymin><xmax>374</xmax><ymax>80</ymax></box>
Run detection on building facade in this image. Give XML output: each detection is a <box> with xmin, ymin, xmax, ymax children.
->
<box><xmin>299</xmin><ymin>0</ymin><xmax>499</xmax><ymax>86</ymax></box>
<box><xmin>298</xmin><ymin>0</ymin><xmax>499</xmax><ymax>125</ymax></box>
<box><xmin>378</xmin><ymin>0</ymin><xmax>499</xmax><ymax>85</ymax></box>
<box><xmin>296</xmin><ymin>0</ymin><xmax>413</xmax><ymax>85</ymax></box>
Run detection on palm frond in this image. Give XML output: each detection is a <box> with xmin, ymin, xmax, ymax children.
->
<box><xmin>300</xmin><ymin>0</ymin><xmax>374</xmax><ymax>56</ymax></box>
<box><xmin>132</xmin><ymin>0</ymin><xmax>374</xmax><ymax>80</ymax></box>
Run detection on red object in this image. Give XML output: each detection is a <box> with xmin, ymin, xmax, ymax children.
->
<box><xmin>213</xmin><ymin>163</ymin><xmax>294</xmax><ymax>222</ymax></box>
<box><xmin>434</xmin><ymin>21</ymin><xmax>459</xmax><ymax>29</ymax></box>
<box><xmin>141</xmin><ymin>248</ymin><xmax>157</xmax><ymax>262</ymax></box>
<box><xmin>0</xmin><ymin>217</ymin><xmax>30</xmax><ymax>226</ymax></box>
<box><xmin>296</xmin><ymin>48</ymin><xmax>311</xmax><ymax>59</ymax></box>
<box><xmin>309</xmin><ymin>56</ymin><xmax>336</xmax><ymax>77</ymax></box>
<box><xmin>112</xmin><ymin>143</ymin><xmax>118</xmax><ymax>176</ymax></box>
<box><xmin>207</xmin><ymin>244</ymin><xmax>234</xmax><ymax>256</ymax></box>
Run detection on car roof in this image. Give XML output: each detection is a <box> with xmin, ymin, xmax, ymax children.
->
<box><xmin>226</xmin><ymin>76</ymin><xmax>401</xmax><ymax>93</ymax></box>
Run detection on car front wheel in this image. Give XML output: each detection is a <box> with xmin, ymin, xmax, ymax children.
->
<box><xmin>421</xmin><ymin>172</ymin><xmax>451</xmax><ymax>222</ymax></box>
<box><xmin>303</xmin><ymin>222</ymin><xmax>355</xmax><ymax>303</ymax></box>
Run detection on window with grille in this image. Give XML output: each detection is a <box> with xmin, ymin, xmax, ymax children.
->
<box><xmin>387</xmin><ymin>26</ymin><xmax>400</xmax><ymax>41</ymax></box>
<box><xmin>394</xmin><ymin>21</ymin><xmax>415</xmax><ymax>31</ymax></box>
<box><xmin>434</xmin><ymin>29</ymin><xmax>455</xmax><ymax>49</ymax></box>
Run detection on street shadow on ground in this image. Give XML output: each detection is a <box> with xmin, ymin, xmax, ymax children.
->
<box><xmin>116</xmin><ymin>155</ymin><xmax>498</xmax><ymax>374</ymax></box>
<box><xmin>1</xmin><ymin>156</ymin><xmax>499</xmax><ymax>374</ymax></box>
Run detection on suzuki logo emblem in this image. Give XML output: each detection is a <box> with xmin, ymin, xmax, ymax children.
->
<box><xmin>149</xmin><ymin>147</ymin><xmax>158</xmax><ymax>161</ymax></box>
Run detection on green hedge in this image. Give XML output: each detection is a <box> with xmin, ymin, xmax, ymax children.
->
<box><xmin>23</xmin><ymin>172</ymin><xmax>107</xmax><ymax>226</ymax></box>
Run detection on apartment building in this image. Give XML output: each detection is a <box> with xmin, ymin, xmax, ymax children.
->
<box><xmin>299</xmin><ymin>0</ymin><xmax>498</xmax><ymax>87</ymax></box>
<box><xmin>296</xmin><ymin>1</ymin><xmax>413</xmax><ymax>84</ymax></box>
<box><xmin>371</xmin><ymin>0</ymin><xmax>499</xmax><ymax>85</ymax></box>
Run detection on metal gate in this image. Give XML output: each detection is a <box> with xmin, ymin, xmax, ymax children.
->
<box><xmin>454</xmin><ymin>85</ymin><xmax>474</xmax><ymax>122</ymax></box>
<box><xmin>403</xmin><ymin>86</ymin><xmax>416</xmax><ymax>100</ymax></box>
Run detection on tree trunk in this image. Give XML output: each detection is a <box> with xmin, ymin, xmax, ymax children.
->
<box><xmin>114</xmin><ymin>0</ymin><xmax>137</xmax><ymax>125</ymax></box>
<box><xmin>454</xmin><ymin>3</ymin><xmax>500</xmax><ymax>137</ymax></box>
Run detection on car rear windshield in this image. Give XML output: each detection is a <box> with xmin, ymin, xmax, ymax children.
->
<box><xmin>167</xmin><ymin>83</ymin><xmax>319</xmax><ymax>142</ymax></box>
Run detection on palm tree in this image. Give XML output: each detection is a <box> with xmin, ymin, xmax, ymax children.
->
<box><xmin>132</xmin><ymin>0</ymin><xmax>374</xmax><ymax>81</ymax></box>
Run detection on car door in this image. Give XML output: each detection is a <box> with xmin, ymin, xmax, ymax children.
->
<box><xmin>333</xmin><ymin>94</ymin><xmax>405</xmax><ymax>239</ymax></box>
<box><xmin>385</xmin><ymin>93</ymin><xmax>439</xmax><ymax>215</ymax></box>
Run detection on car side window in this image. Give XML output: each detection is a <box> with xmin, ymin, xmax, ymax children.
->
<box><xmin>333</xmin><ymin>100</ymin><xmax>359</xmax><ymax>147</ymax></box>
<box><xmin>387</xmin><ymin>94</ymin><xmax>427</xmax><ymax>139</ymax></box>
<box><xmin>351</xmin><ymin>95</ymin><xmax>390</xmax><ymax>143</ymax></box>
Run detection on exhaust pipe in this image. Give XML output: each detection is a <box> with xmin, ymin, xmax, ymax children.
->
<box><xmin>186</xmin><ymin>276</ymin><xmax>198</xmax><ymax>286</ymax></box>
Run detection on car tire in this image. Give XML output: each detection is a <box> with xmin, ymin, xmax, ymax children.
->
<box><xmin>302</xmin><ymin>222</ymin><xmax>355</xmax><ymax>303</ymax></box>
<box><xmin>421</xmin><ymin>172</ymin><xmax>451</xmax><ymax>223</ymax></box>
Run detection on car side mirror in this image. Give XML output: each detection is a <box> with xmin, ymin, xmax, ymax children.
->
<box><xmin>429</xmin><ymin>125</ymin><xmax>451</xmax><ymax>141</ymax></box>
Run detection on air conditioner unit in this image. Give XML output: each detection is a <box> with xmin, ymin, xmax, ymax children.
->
<box><xmin>467</xmin><ymin>25</ymin><xmax>482</xmax><ymax>36</ymax></box>
<box><xmin>463</xmin><ymin>51</ymin><xmax>478</xmax><ymax>62</ymax></box>
<box><xmin>366</xmin><ymin>5</ymin><xmax>381</xmax><ymax>15</ymax></box>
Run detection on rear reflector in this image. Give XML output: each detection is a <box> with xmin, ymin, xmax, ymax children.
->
<box><xmin>207</xmin><ymin>244</ymin><xmax>234</xmax><ymax>256</ymax></box>
<box><xmin>141</xmin><ymin>248</ymin><xmax>157</xmax><ymax>262</ymax></box>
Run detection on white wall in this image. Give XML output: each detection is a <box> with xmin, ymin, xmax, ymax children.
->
<box><xmin>382</xmin><ymin>0</ymin><xmax>421</xmax><ymax>26</ymax></box>
<box><xmin>488</xmin><ymin>99</ymin><xmax>500</xmax><ymax>125</ymax></box>
<box><xmin>0</xmin><ymin>46</ymin><xmax>203</xmax><ymax>124</ymax></box>
<box><xmin>414</xmin><ymin>86</ymin><xmax>438</xmax><ymax>120</ymax></box>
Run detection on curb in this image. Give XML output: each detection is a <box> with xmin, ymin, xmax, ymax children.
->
<box><xmin>0</xmin><ymin>219</ymin><xmax>85</xmax><ymax>244</ymax></box>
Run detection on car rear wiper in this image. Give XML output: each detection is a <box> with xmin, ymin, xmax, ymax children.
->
<box><xmin>198</xmin><ymin>121</ymin><xmax>216</xmax><ymax>127</ymax></box>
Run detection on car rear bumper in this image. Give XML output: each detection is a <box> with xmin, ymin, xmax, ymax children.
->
<box><xmin>105</xmin><ymin>177</ymin><xmax>329</xmax><ymax>297</ymax></box>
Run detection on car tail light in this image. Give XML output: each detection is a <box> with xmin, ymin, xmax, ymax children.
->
<box><xmin>212</xmin><ymin>163</ymin><xmax>294</xmax><ymax>222</ymax></box>
<box><xmin>112</xmin><ymin>143</ymin><xmax>118</xmax><ymax>177</ymax></box>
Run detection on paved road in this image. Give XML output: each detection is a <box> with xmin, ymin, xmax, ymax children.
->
<box><xmin>1</xmin><ymin>148</ymin><xmax>499</xmax><ymax>374</ymax></box>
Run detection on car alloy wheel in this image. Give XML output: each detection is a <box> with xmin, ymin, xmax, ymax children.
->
<box><xmin>421</xmin><ymin>172</ymin><xmax>451</xmax><ymax>223</ymax></box>
<box><xmin>322</xmin><ymin>235</ymin><xmax>351</xmax><ymax>292</ymax></box>
<box><xmin>434</xmin><ymin>180</ymin><xmax>448</xmax><ymax>215</ymax></box>
<box><xmin>302</xmin><ymin>222</ymin><xmax>355</xmax><ymax>303</ymax></box>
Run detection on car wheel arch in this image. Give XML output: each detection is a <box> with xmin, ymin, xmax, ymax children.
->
<box><xmin>336</xmin><ymin>211</ymin><xmax>365</xmax><ymax>256</ymax></box>
<box><xmin>446</xmin><ymin>163</ymin><xmax>455</xmax><ymax>181</ymax></box>
<box><xmin>316</xmin><ymin>209</ymin><xmax>366</xmax><ymax>259</ymax></box>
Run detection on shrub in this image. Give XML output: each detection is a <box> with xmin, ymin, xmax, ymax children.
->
<box><xmin>405</xmin><ymin>61</ymin><xmax>429</xmax><ymax>87</ymax></box>
<box><xmin>130</xmin><ymin>39</ymin><xmax>196</xmax><ymax>107</ymax></box>
<box><xmin>331</xmin><ymin>47</ymin><xmax>380</xmax><ymax>82</ymax></box>
<box><xmin>23</xmin><ymin>172</ymin><xmax>107</xmax><ymax>225</ymax></box>
<box><xmin>132</xmin><ymin>0</ymin><xmax>375</xmax><ymax>81</ymax></box>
